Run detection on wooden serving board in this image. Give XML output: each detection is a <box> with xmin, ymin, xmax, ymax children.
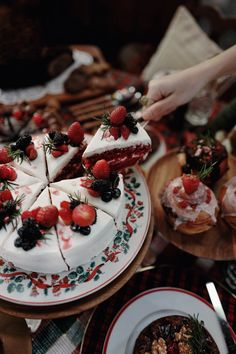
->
<box><xmin>0</xmin><ymin>217</ymin><xmax>154</xmax><ymax>319</ymax></box>
<box><xmin>148</xmin><ymin>149</ymin><xmax>236</xmax><ymax>260</ymax></box>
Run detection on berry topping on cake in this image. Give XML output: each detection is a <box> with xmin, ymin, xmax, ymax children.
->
<box><xmin>12</xmin><ymin>108</ymin><xmax>25</xmax><ymax>121</ymax></box>
<box><xmin>59</xmin><ymin>207</ymin><xmax>72</xmax><ymax>225</ymax></box>
<box><xmin>182</xmin><ymin>175</ymin><xmax>200</xmax><ymax>194</ymax></box>
<box><xmin>0</xmin><ymin>148</ymin><xmax>13</xmax><ymax>164</ymax></box>
<box><xmin>44</xmin><ymin>131</ymin><xmax>69</xmax><ymax>158</ymax></box>
<box><xmin>32</xmin><ymin>112</ymin><xmax>44</xmax><ymax>127</ymax></box>
<box><xmin>92</xmin><ymin>159</ymin><xmax>110</xmax><ymax>179</ymax></box>
<box><xmin>0</xmin><ymin>189</ymin><xmax>13</xmax><ymax>202</ymax></box>
<box><xmin>0</xmin><ymin>165</ymin><xmax>17</xmax><ymax>190</ymax></box>
<box><xmin>67</xmin><ymin>122</ymin><xmax>84</xmax><ymax>146</ymax></box>
<box><xmin>35</xmin><ymin>205</ymin><xmax>59</xmax><ymax>228</ymax></box>
<box><xmin>8</xmin><ymin>135</ymin><xmax>38</xmax><ymax>163</ymax></box>
<box><xmin>15</xmin><ymin>218</ymin><xmax>43</xmax><ymax>251</ymax></box>
<box><xmin>72</xmin><ymin>204</ymin><xmax>96</xmax><ymax>227</ymax></box>
<box><xmin>0</xmin><ymin>194</ymin><xmax>22</xmax><ymax>230</ymax></box>
<box><xmin>101</xmin><ymin>106</ymin><xmax>139</xmax><ymax>140</ymax></box>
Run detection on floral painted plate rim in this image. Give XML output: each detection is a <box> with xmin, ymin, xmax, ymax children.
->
<box><xmin>0</xmin><ymin>167</ymin><xmax>151</xmax><ymax>306</ymax></box>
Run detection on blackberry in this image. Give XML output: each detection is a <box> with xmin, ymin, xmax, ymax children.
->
<box><xmin>112</xmin><ymin>188</ymin><xmax>121</xmax><ymax>199</ymax></box>
<box><xmin>10</xmin><ymin>143</ymin><xmax>18</xmax><ymax>152</ymax></box>
<box><xmin>49</xmin><ymin>131</ymin><xmax>56</xmax><ymax>140</ymax></box>
<box><xmin>70</xmin><ymin>199</ymin><xmax>80</xmax><ymax>210</ymax></box>
<box><xmin>130</xmin><ymin>126</ymin><xmax>138</xmax><ymax>134</ymax></box>
<box><xmin>15</xmin><ymin>134</ymin><xmax>32</xmax><ymax>150</ymax></box>
<box><xmin>52</xmin><ymin>132</ymin><xmax>68</xmax><ymax>146</ymax></box>
<box><xmin>22</xmin><ymin>241</ymin><xmax>36</xmax><ymax>251</ymax></box>
<box><xmin>70</xmin><ymin>223</ymin><xmax>80</xmax><ymax>232</ymax></box>
<box><xmin>101</xmin><ymin>190</ymin><xmax>113</xmax><ymax>202</ymax></box>
<box><xmin>182</xmin><ymin>164</ymin><xmax>191</xmax><ymax>174</ymax></box>
<box><xmin>14</xmin><ymin>237</ymin><xmax>22</xmax><ymax>248</ymax></box>
<box><xmin>110</xmin><ymin>172</ymin><xmax>119</xmax><ymax>187</ymax></box>
<box><xmin>92</xmin><ymin>179</ymin><xmax>111</xmax><ymax>192</ymax></box>
<box><xmin>80</xmin><ymin>226</ymin><xmax>91</xmax><ymax>235</ymax></box>
<box><xmin>3</xmin><ymin>200</ymin><xmax>18</xmax><ymax>215</ymax></box>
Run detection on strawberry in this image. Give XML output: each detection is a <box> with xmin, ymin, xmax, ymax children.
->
<box><xmin>0</xmin><ymin>165</ymin><xmax>17</xmax><ymax>181</ymax></box>
<box><xmin>25</xmin><ymin>144</ymin><xmax>38</xmax><ymax>161</ymax></box>
<box><xmin>0</xmin><ymin>148</ymin><xmax>12</xmax><ymax>164</ymax></box>
<box><xmin>0</xmin><ymin>190</ymin><xmax>13</xmax><ymax>201</ymax></box>
<box><xmin>36</xmin><ymin>205</ymin><xmax>58</xmax><ymax>228</ymax></box>
<box><xmin>59</xmin><ymin>208</ymin><xmax>72</xmax><ymax>225</ymax></box>
<box><xmin>182</xmin><ymin>174</ymin><xmax>200</xmax><ymax>195</ymax></box>
<box><xmin>57</xmin><ymin>144</ymin><xmax>69</xmax><ymax>153</ymax></box>
<box><xmin>31</xmin><ymin>207</ymin><xmax>41</xmax><ymax>219</ymax></box>
<box><xmin>72</xmin><ymin>204</ymin><xmax>96</xmax><ymax>227</ymax></box>
<box><xmin>21</xmin><ymin>211</ymin><xmax>33</xmax><ymax>222</ymax></box>
<box><xmin>67</xmin><ymin>122</ymin><xmax>84</xmax><ymax>146</ymax></box>
<box><xmin>109</xmin><ymin>126</ymin><xmax>120</xmax><ymax>140</ymax></box>
<box><xmin>87</xmin><ymin>188</ymin><xmax>100</xmax><ymax>197</ymax></box>
<box><xmin>92</xmin><ymin>159</ymin><xmax>110</xmax><ymax>179</ymax></box>
<box><xmin>60</xmin><ymin>201</ymin><xmax>70</xmax><ymax>209</ymax></box>
<box><xmin>120</xmin><ymin>125</ymin><xmax>130</xmax><ymax>140</ymax></box>
<box><xmin>52</xmin><ymin>150</ymin><xmax>63</xmax><ymax>158</ymax></box>
<box><xmin>33</xmin><ymin>112</ymin><xmax>44</xmax><ymax>127</ymax></box>
<box><xmin>12</xmin><ymin>109</ymin><xmax>24</xmax><ymax>121</ymax></box>
<box><xmin>110</xmin><ymin>106</ymin><xmax>127</xmax><ymax>126</ymax></box>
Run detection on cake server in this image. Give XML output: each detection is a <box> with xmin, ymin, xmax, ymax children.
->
<box><xmin>206</xmin><ymin>282</ymin><xmax>236</xmax><ymax>353</ymax></box>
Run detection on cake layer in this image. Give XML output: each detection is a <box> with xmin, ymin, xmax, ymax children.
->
<box><xmin>2</xmin><ymin>187</ymin><xmax>67</xmax><ymax>274</ymax></box>
<box><xmin>50</xmin><ymin>174</ymin><xmax>124</xmax><ymax>223</ymax></box>
<box><xmin>49</xmin><ymin>187</ymin><xmax>117</xmax><ymax>268</ymax></box>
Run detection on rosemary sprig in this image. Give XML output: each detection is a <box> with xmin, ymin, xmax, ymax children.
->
<box><xmin>68</xmin><ymin>192</ymin><xmax>88</xmax><ymax>205</ymax></box>
<box><xmin>198</xmin><ymin>130</ymin><xmax>215</xmax><ymax>147</ymax></box>
<box><xmin>43</xmin><ymin>136</ymin><xmax>56</xmax><ymax>154</ymax></box>
<box><xmin>197</xmin><ymin>161</ymin><xmax>217</xmax><ymax>181</ymax></box>
<box><xmin>188</xmin><ymin>315</ymin><xmax>214</xmax><ymax>354</ymax></box>
<box><xmin>7</xmin><ymin>146</ymin><xmax>29</xmax><ymax>164</ymax></box>
<box><xmin>0</xmin><ymin>180</ymin><xmax>18</xmax><ymax>191</ymax></box>
<box><xmin>0</xmin><ymin>194</ymin><xmax>24</xmax><ymax>230</ymax></box>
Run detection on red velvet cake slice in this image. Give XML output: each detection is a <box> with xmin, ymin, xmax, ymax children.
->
<box><xmin>82</xmin><ymin>106</ymin><xmax>151</xmax><ymax>170</ymax></box>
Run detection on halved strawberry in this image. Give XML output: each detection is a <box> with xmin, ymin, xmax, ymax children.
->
<box><xmin>72</xmin><ymin>204</ymin><xmax>96</xmax><ymax>227</ymax></box>
<box><xmin>120</xmin><ymin>125</ymin><xmax>130</xmax><ymax>140</ymax></box>
<box><xmin>67</xmin><ymin>122</ymin><xmax>84</xmax><ymax>146</ymax></box>
<box><xmin>109</xmin><ymin>127</ymin><xmax>120</xmax><ymax>140</ymax></box>
<box><xmin>59</xmin><ymin>208</ymin><xmax>72</xmax><ymax>225</ymax></box>
<box><xmin>36</xmin><ymin>205</ymin><xmax>58</xmax><ymax>228</ymax></box>
<box><xmin>182</xmin><ymin>174</ymin><xmax>200</xmax><ymax>194</ymax></box>
<box><xmin>110</xmin><ymin>106</ymin><xmax>127</xmax><ymax>126</ymax></box>
<box><xmin>92</xmin><ymin>159</ymin><xmax>110</xmax><ymax>179</ymax></box>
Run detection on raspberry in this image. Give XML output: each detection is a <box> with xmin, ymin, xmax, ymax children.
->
<box><xmin>182</xmin><ymin>175</ymin><xmax>200</xmax><ymax>195</ymax></box>
<box><xmin>0</xmin><ymin>190</ymin><xmax>13</xmax><ymax>201</ymax></box>
<box><xmin>60</xmin><ymin>201</ymin><xmax>70</xmax><ymax>209</ymax></box>
<box><xmin>110</xmin><ymin>106</ymin><xmax>127</xmax><ymax>126</ymax></box>
<box><xmin>72</xmin><ymin>204</ymin><xmax>96</xmax><ymax>227</ymax></box>
<box><xmin>33</xmin><ymin>112</ymin><xmax>44</xmax><ymax>127</ymax></box>
<box><xmin>67</xmin><ymin>122</ymin><xmax>84</xmax><ymax>146</ymax></box>
<box><xmin>109</xmin><ymin>127</ymin><xmax>120</xmax><ymax>140</ymax></box>
<box><xmin>36</xmin><ymin>205</ymin><xmax>58</xmax><ymax>228</ymax></box>
<box><xmin>52</xmin><ymin>150</ymin><xmax>63</xmax><ymax>158</ymax></box>
<box><xmin>92</xmin><ymin>159</ymin><xmax>110</xmax><ymax>179</ymax></box>
<box><xmin>59</xmin><ymin>208</ymin><xmax>72</xmax><ymax>225</ymax></box>
<box><xmin>0</xmin><ymin>148</ymin><xmax>12</xmax><ymax>164</ymax></box>
<box><xmin>120</xmin><ymin>125</ymin><xmax>130</xmax><ymax>140</ymax></box>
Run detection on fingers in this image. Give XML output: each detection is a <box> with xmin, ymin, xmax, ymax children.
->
<box><xmin>147</xmin><ymin>80</ymin><xmax>164</xmax><ymax>102</ymax></box>
<box><xmin>142</xmin><ymin>95</ymin><xmax>177</xmax><ymax>121</ymax></box>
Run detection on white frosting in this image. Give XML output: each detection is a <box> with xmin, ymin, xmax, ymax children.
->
<box><xmin>45</xmin><ymin>135</ymin><xmax>79</xmax><ymax>182</ymax></box>
<box><xmin>82</xmin><ymin>123</ymin><xmax>151</xmax><ymax>159</ymax></box>
<box><xmin>161</xmin><ymin>177</ymin><xmax>218</xmax><ymax>229</ymax></box>
<box><xmin>49</xmin><ymin>187</ymin><xmax>116</xmax><ymax>268</ymax></box>
<box><xmin>2</xmin><ymin>187</ymin><xmax>67</xmax><ymax>274</ymax></box>
<box><xmin>11</xmin><ymin>135</ymin><xmax>48</xmax><ymax>182</ymax></box>
<box><xmin>50</xmin><ymin>174</ymin><xmax>124</xmax><ymax>223</ymax></box>
<box><xmin>222</xmin><ymin>177</ymin><xmax>236</xmax><ymax>217</ymax></box>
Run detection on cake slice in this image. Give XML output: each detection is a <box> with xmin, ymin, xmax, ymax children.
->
<box><xmin>2</xmin><ymin>187</ymin><xmax>67</xmax><ymax>274</ymax></box>
<box><xmin>82</xmin><ymin>106</ymin><xmax>151</xmax><ymax>170</ymax></box>
<box><xmin>7</xmin><ymin>134</ymin><xmax>48</xmax><ymax>182</ymax></box>
<box><xmin>44</xmin><ymin>122</ymin><xmax>86</xmax><ymax>182</ymax></box>
<box><xmin>50</xmin><ymin>160</ymin><xmax>124</xmax><ymax>224</ymax></box>
<box><xmin>49</xmin><ymin>187</ymin><xmax>116</xmax><ymax>268</ymax></box>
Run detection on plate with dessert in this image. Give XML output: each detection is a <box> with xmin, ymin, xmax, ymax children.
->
<box><xmin>103</xmin><ymin>287</ymin><xmax>235</xmax><ymax>354</ymax></box>
<box><xmin>148</xmin><ymin>132</ymin><xmax>236</xmax><ymax>260</ymax></box>
<box><xmin>0</xmin><ymin>106</ymin><xmax>152</xmax><ymax>306</ymax></box>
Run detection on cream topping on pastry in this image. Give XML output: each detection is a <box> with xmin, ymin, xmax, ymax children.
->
<box><xmin>222</xmin><ymin>176</ymin><xmax>236</xmax><ymax>216</ymax></box>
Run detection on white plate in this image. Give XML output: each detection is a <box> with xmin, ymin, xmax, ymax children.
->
<box><xmin>103</xmin><ymin>287</ymin><xmax>236</xmax><ymax>354</ymax></box>
<box><xmin>0</xmin><ymin>167</ymin><xmax>151</xmax><ymax>306</ymax></box>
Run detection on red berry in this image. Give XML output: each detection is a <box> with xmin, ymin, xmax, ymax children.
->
<box><xmin>177</xmin><ymin>200</ymin><xmax>189</xmax><ymax>209</ymax></box>
<box><xmin>0</xmin><ymin>148</ymin><xmax>12</xmax><ymax>164</ymax></box>
<box><xmin>0</xmin><ymin>165</ymin><xmax>16</xmax><ymax>180</ymax></box>
<box><xmin>67</xmin><ymin>122</ymin><xmax>84</xmax><ymax>146</ymax></box>
<box><xmin>110</xmin><ymin>106</ymin><xmax>127</xmax><ymax>126</ymax></box>
<box><xmin>173</xmin><ymin>186</ymin><xmax>181</xmax><ymax>194</ymax></box>
<box><xmin>25</xmin><ymin>144</ymin><xmax>38</xmax><ymax>160</ymax></box>
<box><xmin>80</xmin><ymin>178</ymin><xmax>93</xmax><ymax>189</ymax></box>
<box><xmin>92</xmin><ymin>159</ymin><xmax>110</xmax><ymax>179</ymax></box>
<box><xmin>31</xmin><ymin>207</ymin><xmax>41</xmax><ymax>219</ymax></box>
<box><xmin>36</xmin><ymin>205</ymin><xmax>59</xmax><ymax>228</ymax></box>
<box><xmin>206</xmin><ymin>189</ymin><xmax>212</xmax><ymax>204</ymax></box>
<box><xmin>120</xmin><ymin>125</ymin><xmax>130</xmax><ymax>140</ymax></box>
<box><xmin>33</xmin><ymin>112</ymin><xmax>44</xmax><ymax>127</ymax></box>
<box><xmin>60</xmin><ymin>201</ymin><xmax>70</xmax><ymax>209</ymax></box>
<box><xmin>59</xmin><ymin>208</ymin><xmax>72</xmax><ymax>225</ymax></box>
<box><xmin>72</xmin><ymin>204</ymin><xmax>96</xmax><ymax>227</ymax></box>
<box><xmin>182</xmin><ymin>175</ymin><xmax>200</xmax><ymax>195</ymax></box>
<box><xmin>12</xmin><ymin>110</ymin><xmax>24</xmax><ymax>121</ymax></box>
<box><xmin>109</xmin><ymin>127</ymin><xmax>120</xmax><ymax>140</ymax></box>
<box><xmin>0</xmin><ymin>190</ymin><xmax>13</xmax><ymax>202</ymax></box>
<box><xmin>52</xmin><ymin>150</ymin><xmax>63</xmax><ymax>158</ymax></box>
<box><xmin>21</xmin><ymin>211</ymin><xmax>33</xmax><ymax>222</ymax></box>
<box><xmin>87</xmin><ymin>188</ymin><xmax>100</xmax><ymax>197</ymax></box>
<box><xmin>57</xmin><ymin>144</ymin><xmax>69</xmax><ymax>153</ymax></box>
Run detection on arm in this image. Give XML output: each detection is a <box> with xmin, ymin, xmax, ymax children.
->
<box><xmin>143</xmin><ymin>45</ymin><xmax>236</xmax><ymax>121</ymax></box>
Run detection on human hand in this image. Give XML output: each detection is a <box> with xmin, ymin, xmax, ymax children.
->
<box><xmin>142</xmin><ymin>67</ymin><xmax>208</xmax><ymax>121</ymax></box>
